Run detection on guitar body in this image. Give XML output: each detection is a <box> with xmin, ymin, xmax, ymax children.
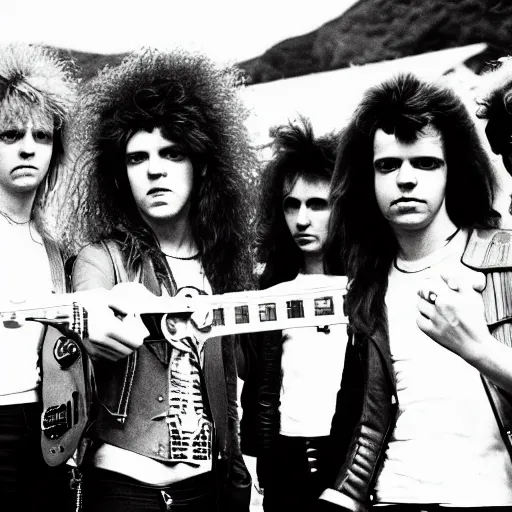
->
<box><xmin>0</xmin><ymin>280</ymin><xmax>347</xmax><ymax>467</ymax></box>
<box><xmin>39</xmin><ymin>321</ymin><xmax>93</xmax><ymax>467</ymax></box>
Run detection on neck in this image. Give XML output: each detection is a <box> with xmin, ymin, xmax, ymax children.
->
<box><xmin>394</xmin><ymin>211</ymin><xmax>457</xmax><ymax>262</ymax></box>
<box><xmin>0</xmin><ymin>188</ymin><xmax>36</xmax><ymax>223</ymax></box>
<box><xmin>303</xmin><ymin>252</ymin><xmax>325</xmax><ymax>275</ymax></box>
<box><xmin>145</xmin><ymin>214</ymin><xmax>198</xmax><ymax>258</ymax></box>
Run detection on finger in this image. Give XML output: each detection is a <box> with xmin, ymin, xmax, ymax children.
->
<box><xmin>471</xmin><ymin>270</ymin><xmax>486</xmax><ymax>292</ymax></box>
<box><xmin>417</xmin><ymin>287</ymin><xmax>438</xmax><ymax>306</ymax></box>
<box><xmin>440</xmin><ymin>267</ymin><xmax>485</xmax><ymax>293</ymax></box>
<box><xmin>108</xmin><ymin>283</ymin><xmax>159</xmax><ymax>316</ymax></box>
<box><xmin>82</xmin><ymin>337</ymin><xmax>132</xmax><ymax>361</ymax></box>
<box><xmin>440</xmin><ymin>273</ymin><xmax>459</xmax><ymax>292</ymax></box>
<box><xmin>417</xmin><ymin>312</ymin><xmax>435</xmax><ymax>336</ymax></box>
<box><xmin>417</xmin><ymin>298</ymin><xmax>436</xmax><ymax>319</ymax></box>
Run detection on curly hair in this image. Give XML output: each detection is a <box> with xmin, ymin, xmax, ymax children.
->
<box><xmin>476</xmin><ymin>57</ymin><xmax>512</xmax><ymax>158</ymax></box>
<box><xmin>0</xmin><ymin>43</ymin><xmax>76</xmax><ymax>233</ymax></box>
<box><xmin>63</xmin><ymin>48</ymin><xmax>256</xmax><ymax>293</ymax></box>
<box><xmin>327</xmin><ymin>73</ymin><xmax>499</xmax><ymax>336</ymax></box>
<box><xmin>256</xmin><ymin>117</ymin><xmax>339</xmax><ymax>289</ymax></box>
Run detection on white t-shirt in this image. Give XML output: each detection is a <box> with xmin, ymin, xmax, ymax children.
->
<box><xmin>0</xmin><ymin>220</ymin><xmax>53</xmax><ymax>405</ymax></box>
<box><xmin>375</xmin><ymin>229</ymin><xmax>512</xmax><ymax>506</ymax></box>
<box><xmin>279</xmin><ymin>273</ymin><xmax>348</xmax><ymax>438</ymax></box>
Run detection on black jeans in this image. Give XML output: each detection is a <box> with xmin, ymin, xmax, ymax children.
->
<box><xmin>82</xmin><ymin>467</ymin><xmax>215</xmax><ymax>511</ymax></box>
<box><xmin>0</xmin><ymin>402</ymin><xmax>73</xmax><ymax>512</ymax></box>
<box><xmin>263</xmin><ymin>434</ymin><xmax>331</xmax><ymax>512</ymax></box>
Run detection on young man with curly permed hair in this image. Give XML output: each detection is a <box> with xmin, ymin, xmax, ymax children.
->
<box><xmin>238</xmin><ymin>118</ymin><xmax>348</xmax><ymax>512</ymax></box>
<box><xmin>66</xmin><ymin>48</ymin><xmax>257</xmax><ymax>511</ymax></box>
<box><xmin>319</xmin><ymin>73</ymin><xmax>512</xmax><ymax>511</ymax></box>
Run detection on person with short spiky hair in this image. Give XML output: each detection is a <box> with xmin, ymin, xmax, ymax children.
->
<box><xmin>238</xmin><ymin>118</ymin><xmax>347</xmax><ymax>511</ymax></box>
<box><xmin>318</xmin><ymin>73</ymin><xmax>512</xmax><ymax>511</ymax></box>
<box><xmin>67</xmin><ymin>48</ymin><xmax>256</xmax><ymax>511</ymax></box>
<box><xmin>0</xmin><ymin>42</ymin><xmax>77</xmax><ymax>511</ymax></box>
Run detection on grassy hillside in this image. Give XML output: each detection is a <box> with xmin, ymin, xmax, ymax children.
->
<box><xmin>49</xmin><ymin>0</ymin><xmax>512</xmax><ymax>84</ymax></box>
<box><xmin>239</xmin><ymin>0</ymin><xmax>512</xmax><ymax>83</ymax></box>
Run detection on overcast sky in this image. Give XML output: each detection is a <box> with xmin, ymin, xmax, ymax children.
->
<box><xmin>0</xmin><ymin>0</ymin><xmax>359</xmax><ymax>63</ymax></box>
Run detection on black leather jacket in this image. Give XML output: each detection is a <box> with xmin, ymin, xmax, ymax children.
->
<box><xmin>317</xmin><ymin>229</ymin><xmax>512</xmax><ymax>511</ymax></box>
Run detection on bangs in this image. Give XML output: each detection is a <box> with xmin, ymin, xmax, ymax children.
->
<box><xmin>0</xmin><ymin>97</ymin><xmax>54</xmax><ymax>132</ymax></box>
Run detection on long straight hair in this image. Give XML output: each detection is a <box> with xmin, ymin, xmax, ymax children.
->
<box><xmin>326</xmin><ymin>73</ymin><xmax>499</xmax><ymax>336</ymax></box>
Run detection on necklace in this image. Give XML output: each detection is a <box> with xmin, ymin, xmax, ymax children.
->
<box><xmin>0</xmin><ymin>210</ymin><xmax>30</xmax><ymax>225</ymax></box>
<box><xmin>163</xmin><ymin>252</ymin><xmax>200</xmax><ymax>261</ymax></box>
<box><xmin>394</xmin><ymin>226</ymin><xmax>461</xmax><ymax>274</ymax></box>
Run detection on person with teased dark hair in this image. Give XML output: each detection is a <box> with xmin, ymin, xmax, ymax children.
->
<box><xmin>66</xmin><ymin>48</ymin><xmax>256</xmax><ymax>511</ymax></box>
<box><xmin>319</xmin><ymin>73</ymin><xmax>512</xmax><ymax>511</ymax></box>
<box><xmin>239</xmin><ymin>118</ymin><xmax>347</xmax><ymax>511</ymax></box>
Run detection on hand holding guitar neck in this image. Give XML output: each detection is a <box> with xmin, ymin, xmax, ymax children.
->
<box><xmin>74</xmin><ymin>283</ymin><xmax>151</xmax><ymax>362</ymax></box>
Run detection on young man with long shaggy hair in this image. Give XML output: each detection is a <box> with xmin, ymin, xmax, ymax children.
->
<box><xmin>243</xmin><ymin>118</ymin><xmax>347</xmax><ymax>512</ymax></box>
<box><xmin>320</xmin><ymin>74</ymin><xmax>512</xmax><ymax>511</ymax></box>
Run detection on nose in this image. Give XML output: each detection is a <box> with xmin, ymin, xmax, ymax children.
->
<box><xmin>396</xmin><ymin>160</ymin><xmax>417</xmax><ymax>189</ymax></box>
<box><xmin>296</xmin><ymin>204</ymin><xmax>310</xmax><ymax>228</ymax></box>
<box><xmin>147</xmin><ymin>157</ymin><xmax>167</xmax><ymax>179</ymax></box>
<box><xmin>19</xmin><ymin>132</ymin><xmax>36</xmax><ymax>159</ymax></box>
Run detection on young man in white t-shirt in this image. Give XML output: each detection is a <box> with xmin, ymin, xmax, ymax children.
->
<box><xmin>239</xmin><ymin>118</ymin><xmax>347</xmax><ymax>511</ymax></box>
<box><xmin>318</xmin><ymin>73</ymin><xmax>512</xmax><ymax>511</ymax></box>
<box><xmin>0</xmin><ymin>43</ymin><xmax>151</xmax><ymax>512</ymax></box>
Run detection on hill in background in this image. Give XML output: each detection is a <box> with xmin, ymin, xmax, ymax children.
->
<box><xmin>239</xmin><ymin>0</ymin><xmax>512</xmax><ymax>84</ymax></box>
<box><xmin>51</xmin><ymin>0</ymin><xmax>512</xmax><ymax>84</ymax></box>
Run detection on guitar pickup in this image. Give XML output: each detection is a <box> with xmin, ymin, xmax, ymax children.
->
<box><xmin>42</xmin><ymin>392</ymin><xmax>80</xmax><ymax>440</ymax></box>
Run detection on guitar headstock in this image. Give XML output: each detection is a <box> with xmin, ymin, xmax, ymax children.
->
<box><xmin>0</xmin><ymin>298</ymin><xmax>81</xmax><ymax>333</ymax></box>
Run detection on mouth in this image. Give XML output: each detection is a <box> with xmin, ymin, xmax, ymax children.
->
<box><xmin>147</xmin><ymin>187</ymin><xmax>171</xmax><ymax>196</ymax></box>
<box><xmin>391</xmin><ymin>197</ymin><xmax>425</xmax><ymax>207</ymax></box>
<box><xmin>294</xmin><ymin>234</ymin><xmax>316</xmax><ymax>243</ymax></box>
<box><xmin>12</xmin><ymin>165</ymin><xmax>37</xmax><ymax>173</ymax></box>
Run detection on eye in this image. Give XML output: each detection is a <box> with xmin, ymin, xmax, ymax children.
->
<box><xmin>33</xmin><ymin>130</ymin><xmax>53</xmax><ymax>144</ymax></box>
<box><xmin>126</xmin><ymin>152</ymin><xmax>147</xmax><ymax>166</ymax></box>
<box><xmin>0</xmin><ymin>130</ymin><xmax>21</xmax><ymax>144</ymax></box>
<box><xmin>374</xmin><ymin>158</ymin><xmax>402</xmax><ymax>173</ymax></box>
<box><xmin>411</xmin><ymin>157</ymin><xmax>444</xmax><ymax>170</ymax></box>
<box><xmin>161</xmin><ymin>146</ymin><xmax>187</xmax><ymax>162</ymax></box>
<box><xmin>307</xmin><ymin>198</ymin><xmax>329</xmax><ymax>211</ymax></box>
<box><xmin>283</xmin><ymin>197</ymin><xmax>300</xmax><ymax>214</ymax></box>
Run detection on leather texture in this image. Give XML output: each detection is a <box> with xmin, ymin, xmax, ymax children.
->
<box><xmin>319</xmin><ymin>228</ymin><xmax>512</xmax><ymax>511</ymax></box>
<box><xmin>72</xmin><ymin>241</ymin><xmax>250</xmax><ymax>511</ymax></box>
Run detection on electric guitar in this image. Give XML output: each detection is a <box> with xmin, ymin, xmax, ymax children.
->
<box><xmin>0</xmin><ymin>276</ymin><xmax>348</xmax><ymax>466</ymax></box>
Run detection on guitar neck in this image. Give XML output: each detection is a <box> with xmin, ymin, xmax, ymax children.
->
<box><xmin>0</xmin><ymin>278</ymin><xmax>348</xmax><ymax>336</ymax></box>
<box><xmin>140</xmin><ymin>278</ymin><xmax>348</xmax><ymax>337</ymax></box>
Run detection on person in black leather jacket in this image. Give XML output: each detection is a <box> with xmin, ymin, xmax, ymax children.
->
<box><xmin>239</xmin><ymin>117</ymin><xmax>346</xmax><ymax>511</ymax></box>
<box><xmin>319</xmin><ymin>73</ymin><xmax>512</xmax><ymax>511</ymax></box>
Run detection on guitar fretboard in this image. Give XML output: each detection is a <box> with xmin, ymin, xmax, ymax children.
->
<box><xmin>0</xmin><ymin>277</ymin><xmax>348</xmax><ymax>337</ymax></box>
